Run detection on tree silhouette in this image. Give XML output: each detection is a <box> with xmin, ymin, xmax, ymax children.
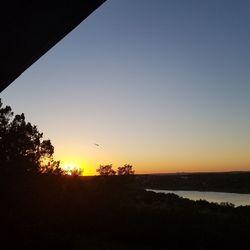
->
<box><xmin>96</xmin><ymin>164</ymin><xmax>116</xmax><ymax>176</ymax></box>
<box><xmin>40</xmin><ymin>160</ymin><xmax>64</xmax><ymax>175</ymax></box>
<box><xmin>64</xmin><ymin>167</ymin><xmax>83</xmax><ymax>176</ymax></box>
<box><xmin>0</xmin><ymin>99</ymin><xmax>61</xmax><ymax>174</ymax></box>
<box><xmin>117</xmin><ymin>164</ymin><xmax>135</xmax><ymax>175</ymax></box>
<box><xmin>70</xmin><ymin>168</ymin><xmax>83</xmax><ymax>176</ymax></box>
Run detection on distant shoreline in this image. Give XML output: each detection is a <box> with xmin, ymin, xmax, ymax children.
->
<box><xmin>136</xmin><ymin>172</ymin><xmax>250</xmax><ymax>194</ymax></box>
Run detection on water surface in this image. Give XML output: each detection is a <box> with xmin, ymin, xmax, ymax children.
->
<box><xmin>146</xmin><ymin>189</ymin><xmax>250</xmax><ymax>207</ymax></box>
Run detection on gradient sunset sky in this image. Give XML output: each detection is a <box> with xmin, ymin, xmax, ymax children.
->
<box><xmin>1</xmin><ymin>0</ymin><xmax>250</xmax><ymax>175</ymax></box>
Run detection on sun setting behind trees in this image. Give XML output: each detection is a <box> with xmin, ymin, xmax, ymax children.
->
<box><xmin>0</xmin><ymin>99</ymin><xmax>84</xmax><ymax>176</ymax></box>
<box><xmin>0</xmin><ymin>99</ymin><xmax>135</xmax><ymax>177</ymax></box>
<box><xmin>61</xmin><ymin>163</ymin><xmax>83</xmax><ymax>176</ymax></box>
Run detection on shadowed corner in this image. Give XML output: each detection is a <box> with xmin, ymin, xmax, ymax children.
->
<box><xmin>0</xmin><ymin>0</ymin><xmax>106</xmax><ymax>93</ymax></box>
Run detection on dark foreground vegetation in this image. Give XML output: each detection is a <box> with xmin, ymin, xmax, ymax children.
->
<box><xmin>1</xmin><ymin>173</ymin><xmax>250</xmax><ymax>250</ymax></box>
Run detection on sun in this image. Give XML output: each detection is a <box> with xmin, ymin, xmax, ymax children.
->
<box><xmin>56</xmin><ymin>156</ymin><xmax>94</xmax><ymax>176</ymax></box>
<box><xmin>61</xmin><ymin>162</ymin><xmax>83</xmax><ymax>176</ymax></box>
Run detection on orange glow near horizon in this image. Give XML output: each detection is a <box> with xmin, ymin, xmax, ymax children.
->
<box><xmin>57</xmin><ymin>158</ymin><xmax>250</xmax><ymax>176</ymax></box>
<box><xmin>61</xmin><ymin>163</ymin><xmax>81</xmax><ymax>175</ymax></box>
<box><xmin>55</xmin><ymin>146</ymin><xmax>250</xmax><ymax>176</ymax></box>
<box><xmin>58</xmin><ymin>157</ymin><xmax>96</xmax><ymax>176</ymax></box>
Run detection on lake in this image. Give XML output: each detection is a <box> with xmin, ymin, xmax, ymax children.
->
<box><xmin>146</xmin><ymin>189</ymin><xmax>250</xmax><ymax>207</ymax></box>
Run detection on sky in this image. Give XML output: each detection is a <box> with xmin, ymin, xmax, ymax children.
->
<box><xmin>1</xmin><ymin>0</ymin><xmax>250</xmax><ymax>175</ymax></box>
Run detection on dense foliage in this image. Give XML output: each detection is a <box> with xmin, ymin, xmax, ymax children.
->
<box><xmin>96</xmin><ymin>164</ymin><xmax>135</xmax><ymax>176</ymax></box>
<box><xmin>117</xmin><ymin>164</ymin><xmax>135</xmax><ymax>175</ymax></box>
<box><xmin>96</xmin><ymin>164</ymin><xmax>116</xmax><ymax>176</ymax></box>
<box><xmin>0</xmin><ymin>99</ymin><xmax>61</xmax><ymax>174</ymax></box>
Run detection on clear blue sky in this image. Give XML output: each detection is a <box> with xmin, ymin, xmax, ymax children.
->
<box><xmin>1</xmin><ymin>0</ymin><xmax>250</xmax><ymax>174</ymax></box>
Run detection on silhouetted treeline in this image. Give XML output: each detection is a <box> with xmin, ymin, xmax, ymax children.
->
<box><xmin>137</xmin><ymin>172</ymin><xmax>250</xmax><ymax>194</ymax></box>
<box><xmin>96</xmin><ymin>164</ymin><xmax>135</xmax><ymax>176</ymax></box>
<box><xmin>1</xmin><ymin>173</ymin><xmax>250</xmax><ymax>249</ymax></box>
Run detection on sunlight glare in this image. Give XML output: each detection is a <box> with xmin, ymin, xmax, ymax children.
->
<box><xmin>61</xmin><ymin>162</ymin><xmax>82</xmax><ymax>176</ymax></box>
